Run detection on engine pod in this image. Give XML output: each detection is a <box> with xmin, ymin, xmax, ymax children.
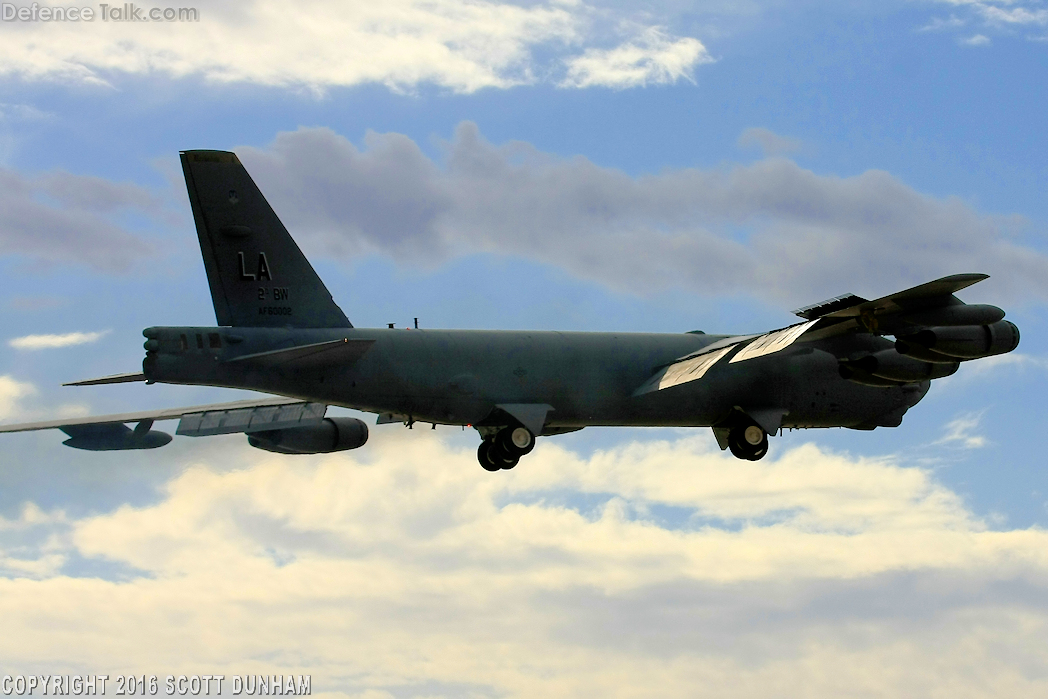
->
<box><xmin>850</xmin><ymin>350</ymin><xmax>958</xmax><ymax>382</ymax></box>
<box><xmin>899</xmin><ymin>304</ymin><xmax>1005</xmax><ymax>327</ymax></box>
<box><xmin>248</xmin><ymin>417</ymin><xmax>369</xmax><ymax>454</ymax></box>
<box><xmin>898</xmin><ymin>320</ymin><xmax>1020</xmax><ymax>359</ymax></box>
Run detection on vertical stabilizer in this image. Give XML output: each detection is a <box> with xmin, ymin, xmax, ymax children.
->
<box><xmin>180</xmin><ymin>150</ymin><xmax>351</xmax><ymax>328</ymax></box>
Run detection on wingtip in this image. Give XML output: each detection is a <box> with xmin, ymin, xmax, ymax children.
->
<box><xmin>940</xmin><ymin>272</ymin><xmax>989</xmax><ymax>283</ymax></box>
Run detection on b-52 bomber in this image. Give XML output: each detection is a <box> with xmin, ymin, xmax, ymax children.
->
<box><xmin>0</xmin><ymin>151</ymin><xmax>1021</xmax><ymax>470</ymax></box>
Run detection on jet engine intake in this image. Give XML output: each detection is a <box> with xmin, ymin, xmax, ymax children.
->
<box><xmin>897</xmin><ymin>320</ymin><xmax>1020</xmax><ymax>360</ymax></box>
<box><xmin>248</xmin><ymin>417</ymin><xmax>368</xmax><ymax>454</ymax></box>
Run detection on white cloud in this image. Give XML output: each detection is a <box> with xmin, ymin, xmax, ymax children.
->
<box><xmin>737</xmin><ymin>126</ymin><xmax>802</xmax><ymax>156</ymax></box>
<box><xmin>962</xmin><ymin>352</ymin><xmax>1048</xmax><ymax>375</ymax></box>
<box><xmin>0</xmin><ymin>374</ymin><xmax>89</xmax><ymax>429</ymax></box>
<box><xmin>8</xmin><ymin>330</ymin><xmax>109</xmax><ymax>350</ymax></box>
<box><xmin>561</xmin><ymin>27</ymin><xmax>712</xmax><ymax>88</ymax></box>
<box><xmin>0</xmin><ymin>103</ymin><xmax>53</xmax><ymax>122</ymax></box>
<box><xmin>0</xmin><ymin>433</ymin><xmax>1046</xmax><ymax>694</ymax></box>
<box><xmin>0</xmin><ymin>0</ymin><xmax>709</xmax><ymax>93</ymax></box>
<box><xmin>936</xmin><ymin>411</ymin><xmax>988</xmax><ymax>449</ymax></box>
<box><xmin>979</xmin><ymin>5</ymin><xmax>1048</xmax><ymax>26</ymax></box>
<box><xmin>236</xmin><ymin>124</ymin><xmax>1048</xmax><ymax>306</ymax></box>
<box><xmin>0</xmin><ymin>504</ymin><xmax>70</xmax><ymax>579</ymax></box>
<box><xmin>935</xmin><ymin>354</ymin><xmax>1048</xmax><ymax>391</ymax></box>
<box><xmin>918</xmin><ymin>15</ymin><xmax>966</xmax><ymax>32</ymax></box>
<box><xmin>922</xmin><ymin>1</ymin><xmax>1048</xmax><ymax>40</ymax></box>
<box><xmin>0</xmin><ymin>375</ymin><xmax>36</xmax><ymax>421</ymax></box>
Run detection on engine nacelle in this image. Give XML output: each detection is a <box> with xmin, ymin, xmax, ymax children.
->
<box><xmin>247</xmin><ymin>417</ymin><xmax>369</xmax><ymax>455</ymax></box>
<box><xmin>849</xmin><ymin>350</ymin><xmax>958</xmax><ymax>382</ymax></box>
<box><xmin>897</xmin><ymin>320</ymin><xmax>1020</xmax><ymax>360</ymax></box>
<box><xmin>898</xmin><ymin>304</ymin><xmax>1005</xmax><ymax>327</ymax></box>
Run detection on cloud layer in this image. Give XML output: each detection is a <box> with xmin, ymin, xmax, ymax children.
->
<box><xmin>0</xmin><ymin>431</ymin><xmax>1046</xmax><ymax>696</ymax></box>
<box><xmin>0</xmin><ymin>375</ymin><xmax>36</xmax><ymax>421</ymax></box>
<box><xmin>0</xmin><ymin>168</ymin><xmax>157</xmax><ymax>270</ymax></box>
<box><xmin>923</xmin><ymin>1</ymin><xmax>1048</xmax><ymax>41</ymax></box>
<box><xmin>8</xmin><ymin>330</ymin><xmax>109</xmax><ymax>350</ymax></box>
<box><xmin>239</xmin><ymin>123</ymin><xmax>1048</xmax><ymax>306</ymax></box>
<box><xmin>0</xmin><ymin>1</ymin><xmax>710</xmax><ymax>92</ymax></box>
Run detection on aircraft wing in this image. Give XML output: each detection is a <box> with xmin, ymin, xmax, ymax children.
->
<box><xmin>636</xmin><ymin>274</ymin><xmax>999</xmax><ymax>396</ymax></box>
<box><xmin>633</xmin><ymin>321</ymin><xmax>819</xmax><ymax>396</ymax></box>
<box><xmin>0</xmin><ymin>397</ymin><xmax>328</xmax><ymax>450</ymax></box>
<box><xmin>793</xmin><ymin>273</ymin><xmax>993</xmax><ymax>339</ymax></box>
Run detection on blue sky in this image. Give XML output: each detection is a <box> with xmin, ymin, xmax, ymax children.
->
<box><xmin>1</xmin><ymin>1</ymin><xmax>1047</xmax><ymax>696</ymax></box>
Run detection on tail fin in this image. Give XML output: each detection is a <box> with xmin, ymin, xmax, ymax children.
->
<box><xmin>180</xmin><ymin>150</ymin><xmax>351</xmax><ymax>328</ymax></box>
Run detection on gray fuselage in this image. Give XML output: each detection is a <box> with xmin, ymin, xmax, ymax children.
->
<box><xmin>143</xmin><ymin>326</ymin><xmax>926</xmax><ymax>433</ymax></box>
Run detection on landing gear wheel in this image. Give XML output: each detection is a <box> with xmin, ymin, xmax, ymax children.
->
<box><xmin>478</xmin><ymin>440</ymin><xmax>520</xmax><ymax>471</ymax></box>
<box><xmin>478</xmin><ymin>442</ymin><xmax>502</xmax><ymax>472</ymax></box>
<box><xmin>728</xmin><ymin>423</ymin><xmax>769</xmax><ymax>461</ymax></box>
<box><xmin>497</xmin><ymin>426</ymin><xmax>535</xmax><ymax>457</ymax></box>
<box><xmin>499</xmin><ymin>452</ymin><xmax>519</xmax><ymax>470</ymax></box>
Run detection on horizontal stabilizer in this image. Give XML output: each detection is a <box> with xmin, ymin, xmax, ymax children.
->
<box><xmin>225</xmin><ymin>338</ymin><xmax>374</xmax><ymax>369</ymax></box>
<box><xmin>63</xmin><ymin>371</ymin><xmax>146</xmax><ymax>387</ymax></box>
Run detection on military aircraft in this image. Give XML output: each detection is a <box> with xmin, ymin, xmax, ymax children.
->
<box><xmin>0</xmin><ymin>151</ymin><xmax>1021</xmax><ymax>470</ymax></box>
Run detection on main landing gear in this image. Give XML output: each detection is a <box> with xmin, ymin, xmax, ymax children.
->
<box><xmin>727</xmin><ymin>422</ymin><xmax>768</xmax><ymax>461</ymax></box>
<box><xmin>477</xmin><ymin>426</ymin><xmax>536</xmax><ymax>471</ymax></box>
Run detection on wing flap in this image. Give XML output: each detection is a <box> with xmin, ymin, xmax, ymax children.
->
<box><xmin>729</xmin><ymin>320</ymin><xmax>819</xmax><ymax>363</ymax></box>
<box><xmin>634</xmin><ymin>345</ymin><xmax>738</xmax><ymax>395</ymax></box>
<box><xmin>176</xmin><ymin>402</ymin><xmax>327</xmax><ymax>437</ymax></box>
<box><xmin>635</xmin><ymin>321</ymin><xmax>819</xmax><ymax>395</ymax></box>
